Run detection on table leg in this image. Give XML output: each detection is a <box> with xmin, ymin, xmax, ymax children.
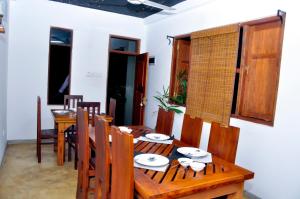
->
<box><xmin>57</xmin><ymin>124</ymin><xmax>66</xmax><ymax>166</ymax></box>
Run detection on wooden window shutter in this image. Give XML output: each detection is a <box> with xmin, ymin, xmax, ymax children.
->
<box><xmin>186</xmin><ymin>24</ymin><xmax>240</xmax><ymax>126</ymax></box>
<box><xmin>236</xmin><ymin>16</ymin><xmax>285</xmax><ymax>125</ymax></box>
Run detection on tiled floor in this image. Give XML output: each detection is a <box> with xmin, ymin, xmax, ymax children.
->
<box><xmin>0</xmin><ymin>143</ymin><xmax>253</xmax><ymax>199</ymax></box>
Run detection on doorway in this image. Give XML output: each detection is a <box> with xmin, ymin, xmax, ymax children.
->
<box><xmin>106</xmin><ymin>36</ymin><xmax>148</xmax><ymax>126</ymax></box>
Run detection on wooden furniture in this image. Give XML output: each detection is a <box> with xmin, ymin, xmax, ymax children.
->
<box><xmin>155</xmin><ymin>108</ymin><xmax>175</xmax><ymax>136</ymax></box>
<box><xmin>64</xmin><ymin>95</ymin><xmax>83</xmax><ymax>110</ymax></box>
<box><xmin>208</xmin><ymin>122</ymin><xmax>240</xmax><ymax>163</ymax></box>
<box><xmin>111</xmin><ymin>126</ymin><xmax>134</xmax><ymax>199</ymax></box>
<box><xmin>36</xmin><ymin>96</ymin><xmax>57</xmax><ymax>163</ymax></box>
<box><xmin>89</xmin><ymin>126</ymin><xmax>254</xmax><ymax>199</ymax></box>
<box><xmin>76</xmin><ymin>108</ymin><xmax>94</xmax><ymax>199</ymax></box>
<box><xmin>51</xmin><ymin>109</ymin><xmax>112</xmax><ymax>166</ymax></box>
<box><xmin>77</xmin><ymin>102</ymin><xmax>100</xmax><ymax>126</ymax></box>
<box><xmin>108</xmin><ymin>98</ymin><xmax>116</xmax><ymax>125</ymax></box>
<box><xmin>180</xmin><ymin>114</ymin><xmax>203</xmax><ymax>148</ymax></box>
<box><xmin>234</xmin><ymin>15</ymin><xmax>286</xmax><ymax>126</ymax></box>
<box><xmin>67</xmin><ymin>101</ymin><xmax>101</xmax><ymax>169</ymax></box>
<box><xmin>51</xmin><ymin>109</ymin><xmax>76</xmax><ymax>165</ymax></box>
<box><xmin>64</xmin><ymin>94</ymin><xmax>83</xmax><ymax>164</ymax></box>
<box><xmin>94</xmin><ymin>118</ymin><xmax>110</xmax><ymax>199</ymax></box>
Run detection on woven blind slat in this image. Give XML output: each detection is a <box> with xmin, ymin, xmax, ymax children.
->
<box><xmin>186</xmin><ymin>24</ymin><xmax>239</xmax><ymax>126</ymax></box>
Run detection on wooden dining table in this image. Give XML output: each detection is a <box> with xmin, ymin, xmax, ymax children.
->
<box><xmin>51</xmin><ymin>109</ymin><xmax>113</xmax><ymax>166</ymax></box>
<box><xmin>89</xmin><ymin>126</ymin><xmax>254</xmax><ymax>199</ymax></box>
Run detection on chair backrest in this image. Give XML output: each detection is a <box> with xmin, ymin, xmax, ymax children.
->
<box><xmin>111</xmin><ymin>126</ymin><xmax>134</xmax><ymax>199</ymax></box>
<box><xmin>37</xmin><ymin>96</ymin><xmax>42</xmax><ymax>142</ymax></box>
<box><xmin>155</xmin><ymin>108</ymin><xmax>175</xmax><ymax>136</ymax></box>
<box><xmin>207</xmin><ymin>122</ymin><xmax>240</xmax><ymax>163</ymax></box>
<box><xmin>180</xmin><ymin>114</ymin><xmax>203</xmax><ymax>148</ymax></box>
<box><xmin>94</xmin><ymin>117</ymin><xmax>110</xmax><ymax>199</ymax></box>
<box><xmin>76</xmin><ymin>108</ymin><xmax>90</xmax><ymax>199</ymax></box>
<box><xmin>77</xmin><ymin>102</ymin><xmax>100</xmax><ymax>126</ymax></box>
<box><xmin>64</xmin><ymin>95</ymin><xmax>83</xmax><ymax>110</ymax></box>
<box><xmin>109</xmin><ymin>98</ymin><xmax>116</xmax><ymax>125</ymax></box>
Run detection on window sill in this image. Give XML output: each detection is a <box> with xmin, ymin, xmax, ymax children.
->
<box><xmin>231</xmin><ymin>114</ymin><xmax>274</xmax><ymax>126</ymax></box>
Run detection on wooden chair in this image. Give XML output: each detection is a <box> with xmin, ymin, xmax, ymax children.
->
<box><xmin>77</xmin><ymin>102</ymin><xmax>101</xmax><ymax>126</ymax></box>
<box><xmin>111</xmin><ymin>126</ymin><xmax>134</xmax><ymax>199</ymax></box>
<box><xmin>94</xmin><ymin>117</ymin><xmax>110</xmax><ymax>199</ymax></box>
<box><xmin>76</xmin><ymin>108</ymin><xmax>95</xmax><ymax>199</ymax></box>
<box><xmin>64</xmin><ymin>95</ymin><xmax>83</xmax><ymax>110</ymax></box>
<box><xmin>155</xmin><ymin>108</ymin><xmax>175</xmax><ymax>136</ymax></box>
<box><xmin>207</xmin><ymin>122</ymin><xmax>240</xmax><ymax>163</ymax></box>
<box><xmin>68</xmin><ymin>101</ymin><xmax>100</xmax><ymax>169</ymax></box>
<box><xmin>36</xmin><ymin>96</ymin><xmax>57</xmax><ymax>163</ymax></box>
<box><xmin>108</xmin><ymin>98</ymin><xmax>116</xmax><ymax>125</ymax></box>
<box><xmin>180</xmin><ymin>114</ymin><xmax>203</xmax><ymax>148</ymax></box>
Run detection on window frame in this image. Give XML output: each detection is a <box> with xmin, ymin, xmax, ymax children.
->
<box><xmin>169</xmin><ymin>34</ymin><xmax>191</xmax><ymax>107</ymax></box>
<box><xmin>109</xmin><ymin>35</ymin><xmax>141</xmax><ymax>55</ymax></box>
<box><xmin>47</xmin><ymin>26</ymin><xmax>73</xmax><ymax>105</ymax></box>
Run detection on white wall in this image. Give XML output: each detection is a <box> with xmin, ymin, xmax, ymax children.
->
<box><xmin>0</xmin><ymin>0</ymin><xmax>9</xmax><ymax>165</ymax></box>
<box><xmin>6</xmin><ymin>0</ymin><xmax>145</xmax><ymax>140</ymax></box>
<box><xmin>144</xmin><ymin>0</ymin><xmax>300</xmax><ymax>198</ymax></box>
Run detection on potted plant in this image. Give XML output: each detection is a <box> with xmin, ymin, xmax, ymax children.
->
<box><xmin>154</xmin><ymin>86</ymin><xmax>183</xmax><ymax>114</ymax></box>
<box><xmin>170</xmin><ymin>69</ymin><xmax>187</xmax><ymax>106</ymax></box>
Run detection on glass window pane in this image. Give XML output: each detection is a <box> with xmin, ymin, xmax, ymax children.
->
<box><xmin>50</xmin><ymin>28</ymin><xmax>72</xmax><ymax>45</ymax></box>
<box><xmin>111</xmin><ymin>37</ymin><xmax>137</xmax><ymax>53</ymax></box>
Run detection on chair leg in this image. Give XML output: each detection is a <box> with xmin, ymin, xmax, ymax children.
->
<box><xmin>37</xmin><ymin>142</ymin><xmax>41</xmax><ymax>163</ymax></box>
<box><xmin>68</xmin><ymin>141</ymin><xmax>72</xmax><ymax>162</ymax></box>
<box><xmin>74</xmin><ymin>145</ymin><xmax>78</xmax><ymax>170</ymax></box>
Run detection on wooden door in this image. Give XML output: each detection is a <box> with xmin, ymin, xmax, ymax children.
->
<box><xmin>237</xmin><ymin>18</ymin><xmax>284</xmax><ymax>123</ymax></box>
<box><xmin>132</xmin><ymin>53</ymin><xmax>149</xmax><ymax>125</ymax></box>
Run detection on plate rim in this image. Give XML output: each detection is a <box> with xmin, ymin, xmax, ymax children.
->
<box><xmin>177</xmin><ymin>147</ymin><xmax>208</xmax><ymax>157</ymax></box>
<box><xmin>145</xmin><ymin>133</ymin><xmax>170</xmax><ymax>141</ymax></box>
<box><xmin>134</xmin><ymin>153</ymin><xmax>169</xmax><ymax>167</ymax></box>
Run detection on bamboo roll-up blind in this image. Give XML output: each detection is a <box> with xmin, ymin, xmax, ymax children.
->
<box><xmin>186</xmin><ymin>24</ymin><xmax>240</xmax><ymax>126</ymax></box>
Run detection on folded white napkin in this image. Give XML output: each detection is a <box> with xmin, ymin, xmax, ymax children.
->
<box><xmin>134</xmin><ymin>162</ymin><xmax>169</xmax><ymax>172</ymax></box>
<box><xmin>119</xmin><ymin>126</ymin><xmax>133</xmax><ymax>133</ymax></box>
<box><xmin>191</xmin><ymin>152</ymin><xmax>212</xmax><ymax>163</ymax></box>
<box><xmin>137</xmin><ymin>136</ymin><xmax>173</xmax><ymax>144</ymax></box>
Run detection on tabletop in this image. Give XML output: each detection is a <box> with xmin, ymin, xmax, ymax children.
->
<box><xmin>89</xmin><ymin>126</ymin><xmax>254</xmax><ymax>199</ymax></box>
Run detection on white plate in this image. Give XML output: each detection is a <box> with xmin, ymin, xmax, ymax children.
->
<box><xmin>145</xmin><ymin>133</ymin><xmax>170</xmax><ymax>141</ymax></box>
<box><xmin>134</xmin><ymin>154</ymin><xmax>169</xmax><ymax>167</ymax></box>
<box><xmin>177</xmin><ymin>147</ymin><xmax>208</xmax><ymax>158</ymax></box>
<box><xmin>53</xmin><ymin>110</ymin><xmax>70</xmax><ymax>114</ymax></box>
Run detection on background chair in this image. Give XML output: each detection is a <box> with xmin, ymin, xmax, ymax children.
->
<box><xmin>76</xmin><ymin>108</ymin><xmax>94</xmax><ymax>199</ymax></box>
<box><xmin>111</xmin><ymin>126</ymin><xmax>134</xmax><ymax>199</ymax></box>
<box><xmin>207</xmin><ymin>122</ymin><xmax>240</xmax><ymax>163</ymax></box>
<box><xmin>180</xmin><ymin>114</ymin><xmax>203</xmax><ymax>148</ymax></box>
<box><xmin>155</xmin><ymin>108</ymin><xmax>175</xmax><ymax>136</ymax></box>
<box><xmin>68</xmin><ymin>101</ymin><xmax>100</xmax><ymax>169</ymax></box>
<box><xmin>64</xmin><ymin>95</ymin><xmax>83</xmax><ymax>110</ymax></box>
<box><xmin>108</xmin><ymin>98</ymin><xmax>116</xmax><ymax>125</ymax></box>
<box><xmin>36</xmin><ymin>96</ymin><xmax>57</xmax><ymax>163</ymax></box>
<box><xmin>94</xmin><ymin>118</ymin><xmax>110</xmax><ymax>199</ymax></box>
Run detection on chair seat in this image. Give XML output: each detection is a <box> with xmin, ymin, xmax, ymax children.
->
<box><xmin>41</xmin><ymin>129</ymin><xmax>57</xmax><ymax>139</ymax></box>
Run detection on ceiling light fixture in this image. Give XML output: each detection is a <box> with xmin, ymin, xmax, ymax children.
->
<box><xmin>127</xmin><ymin>0</ymin><xmax>143</xmax><ymax>5</ymax></box>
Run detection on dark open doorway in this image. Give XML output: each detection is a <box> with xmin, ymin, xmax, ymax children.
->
<box><xmin>106</xmin><ymin>35</ymin><xmax>148</xmax><ymax>126</ymax></box>
<box><xmin>106</xmin><ymin>53</ymin><xmax>136</xmax><ymax>125</ymax></box>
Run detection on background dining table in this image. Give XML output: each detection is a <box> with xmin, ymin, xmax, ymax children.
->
<box><xmin>51</xmin><ymin>109</ymin><xmax>113</xmax><ymax>166</ymax></box>
<box><xmin>89</xmin><ymin>126</ymin><xmax>254</xmax><ymax>199</ymax></box>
